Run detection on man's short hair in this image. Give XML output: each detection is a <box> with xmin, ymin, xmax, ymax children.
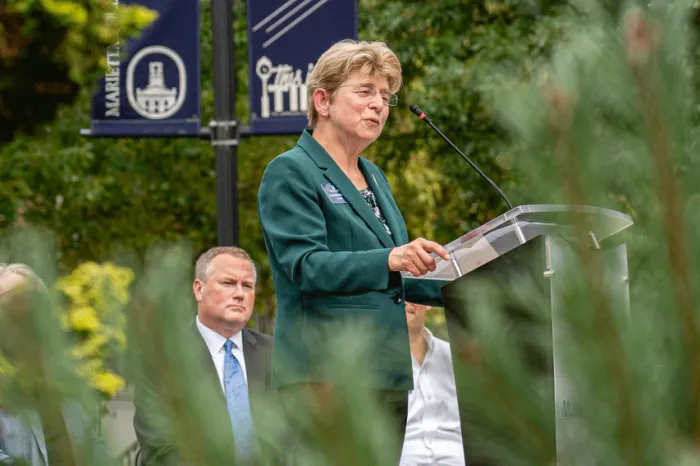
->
<box><xmin>194</xmin><ymin>247</ymin><xmax>257</xmax><ymax>283</ymax></box>
<box><xmin>0</xmin><ymin>263</ymin><xmax>48</xmax><ymax>293</ymax></box>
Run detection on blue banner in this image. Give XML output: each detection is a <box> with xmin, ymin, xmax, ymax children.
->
<box><xmin>247</xmin><ymin>0</ymin><xmax>358</xmax><ymax>135</ymax></box>
<box><xmin>90</xmin><ymin>0</ymin><xmax>200</xmax><ymax>136</ymax></box>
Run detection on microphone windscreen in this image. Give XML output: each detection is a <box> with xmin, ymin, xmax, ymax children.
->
<box><xmin>409</xmin><ymin>104</ymin><xmax>423</xmax><ymax>116</ymax></box>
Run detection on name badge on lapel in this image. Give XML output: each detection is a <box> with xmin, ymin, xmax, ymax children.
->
<box><xmin>322</xmin><ymin>183</ymin><xmax>348</xmax><ymax>204</ymax></box>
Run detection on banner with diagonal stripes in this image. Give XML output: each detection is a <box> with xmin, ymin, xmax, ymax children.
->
<box><xmin>247</xmin><ymin>0</ymin><xmax>358</xmax><ymax>135</ymax></box>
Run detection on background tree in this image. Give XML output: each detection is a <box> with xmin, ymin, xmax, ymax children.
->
<box><xmin>362</xmin><ymin>0</ymin><xmax>569</xmax><ymax>240</ymax></box>
<box><xmin>0</xmin><ymin>0</ymin><xmax>156</xmax><ymax>143</ymax></box>
<box><xmin>452</xmin><ymin>1</ymin><xmax>700</xmax><ymax>463</ymax></box>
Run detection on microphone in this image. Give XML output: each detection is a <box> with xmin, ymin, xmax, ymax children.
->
<box><xmin>409</xmin><ymin>104</ymin><xmax>513</xmax><ymax>210</ymax></box>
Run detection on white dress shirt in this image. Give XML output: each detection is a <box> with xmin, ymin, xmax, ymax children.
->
<box><xmin>195</xmin><ymin>316</ymin><xmax>248</xmax><ymax>391</ymax></box>
<box><xmin>401</xmin><ymin>328</ymin><xmax>465</xmax><ymax>466</ymax></box>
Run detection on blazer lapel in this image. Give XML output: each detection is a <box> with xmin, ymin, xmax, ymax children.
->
<box><xmin>242</xmin><ymin>329</ymin><xmax>266</xmax><ymax>388</ymax></box>
<box><xmin>192</xmin><ymin>324</ymin><xmax>226</xmax><ymax>402</ymax></box>
<box><xmin>298</xmin><ymin>130</ymin><xmax>395</xmax><ymax>249</ymax></box>
<box><xmin>324</xmin><ymin>165</ymin><xmax>396</xmax><ymax>248</ymax></box>
<box><xmin>360</xmin><ymin>159</ymin><xmax>405</xmax><ymax>245</ymax></box>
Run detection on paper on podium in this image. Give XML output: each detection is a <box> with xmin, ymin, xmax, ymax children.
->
<box><xmin>401</xmin><ymin>204</ymin><xmax>634</xmax><ymax>281</ymax></box>
<box><xmin>402</xmin><ymin>221</ymin><xmax>534</xmax><ymax>281</ymax></box>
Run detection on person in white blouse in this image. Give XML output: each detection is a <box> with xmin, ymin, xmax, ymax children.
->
<box><xmin>400</xmin><ymin>302</ymin><xmax>466</xmax><ymax>466</ymax></box>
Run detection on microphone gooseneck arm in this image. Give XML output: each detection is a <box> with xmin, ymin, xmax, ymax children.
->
<box><xmin>409</xmin><ymin>104</ymin><xmax>513</xmax><ymax>210</ymax></box>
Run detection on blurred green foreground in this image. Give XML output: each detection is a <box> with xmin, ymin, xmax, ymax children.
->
<box><xmin>4</xmin><ymin>1</ymin><xmax>700</xmax><ymax>465</ymax></box>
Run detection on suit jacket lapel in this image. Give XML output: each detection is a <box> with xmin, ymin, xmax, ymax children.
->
<box><xmin>360</xmin><ymin>159</ymin><xmax>405</xmax><ymax>245</ymax></box>
<box><xmin>298</xmin><ymin>130</ymin><xmax>395</xmax><ymax>249</ymax></box>
<box><xmin>242</xmin><ymin>329</ymin><xmax>266</xmax><ymax>388</ymax></box>
<box><xmin>324</xmin><ymin>165</ymin><xmax>396</xmax><ymax>248</ymax></box>
<box><xmin>191</xmin><ymin>324</ymin><xmax>226</xmax><ymax>402</ymax></box>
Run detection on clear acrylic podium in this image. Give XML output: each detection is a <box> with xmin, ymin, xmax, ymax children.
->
<box><xmin>403</xmin><ymin>204</ymin><xmax>633</xmax><ymax>464</ymax></box>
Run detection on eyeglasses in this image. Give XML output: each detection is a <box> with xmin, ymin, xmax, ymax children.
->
<box><xmin>336</xmin><ymin>84</ymin><xmax>399</xmax><ymax>107</ymax></box>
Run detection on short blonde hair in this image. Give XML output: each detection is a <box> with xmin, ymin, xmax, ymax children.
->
<box><xmin>307</xmin><ymin>40</ymin><xmax>403</xmax><ymax>127</ymax></box>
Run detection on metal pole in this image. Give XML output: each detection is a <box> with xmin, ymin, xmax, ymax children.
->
<box><xmin>210</xmin><ymin>0</ymin><xmax>239</xmax><ymax>246</ymax></box>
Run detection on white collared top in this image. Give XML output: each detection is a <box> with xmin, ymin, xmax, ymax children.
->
<box><xmin>400</xmin><ymin>328</ymin><xmax>465</xmax><ymax>466</ymax></box>
<box><xmin>195</xmin><ymin>316</ymin><xmax>248</xmax><ymax>391</ymax></box>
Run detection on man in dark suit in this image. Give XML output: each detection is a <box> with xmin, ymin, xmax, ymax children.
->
<box><xmin>133</xmin><ymin>247</ymin><xmax>273</xmax><ymax>465</ymax></box>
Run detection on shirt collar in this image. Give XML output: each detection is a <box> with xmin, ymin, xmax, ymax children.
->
<box><xmin>297</xmin><ymin>129</ymin><xmax>334</xmax><ymax>170</ymax></box>
<box><xmin>423</xmin><ymin>327</ymin><xmax>435</xmax><ymax>355</ymax></box>
<box><xmin>411</xmin><ymin>327</ymin><xmax>436</xmax><ymax>371</ymax></box>
<box><xmin>195</xmin><ymin>316</ymin><xmax>244</xmax><ymax>356</ymax></box>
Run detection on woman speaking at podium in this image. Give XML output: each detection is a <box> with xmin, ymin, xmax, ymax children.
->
<box><xmin>257</xmin><ymin>39</ymin><xmax>449</xmax><ymax>453</ymax></box>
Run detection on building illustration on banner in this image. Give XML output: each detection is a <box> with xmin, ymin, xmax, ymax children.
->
<box><xmin>255</xmin><ymin>56</ymin><xmax>313</xmax><ymax>119</ymax></box>
<box><xmin>90</xmin><ymin>0</ymin><xmax>200</xmax><ymax>136</ymax></box>
<box><xmin>126</xmin><ymin>45</ymin><xmax>188</xmax><ymax>120</ymax></box>
<box><xmin>135</xmin><ymin>62</ymin><xmax>177</xmax><ymax>116</ymax></box>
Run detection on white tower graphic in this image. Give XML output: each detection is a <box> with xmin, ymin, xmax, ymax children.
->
<box><xmin>135</xmin><ymin>62</ymin><xmax>177</xmax><ymax>115</ymax></box>
<box><xmin>126</xmin><ymin>45</ymin><xmax>187</xmax><ymax>120</ymax></box>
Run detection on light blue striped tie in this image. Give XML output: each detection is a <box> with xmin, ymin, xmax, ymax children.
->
<box><xmin>224</xmin><ymin>339</ymin><xmax>254</xmax><ymax>458</ymax></box>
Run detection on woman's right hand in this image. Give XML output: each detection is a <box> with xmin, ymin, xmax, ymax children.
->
<box><xmin>388</xmin><ymin>238</ymin><xmax>450</xmax><ymax>277</ymax></box>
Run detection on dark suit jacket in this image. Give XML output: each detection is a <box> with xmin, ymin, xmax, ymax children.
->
<box><xmin>257</xmin><ymin>130</ymin><xmax>443</xmax><ymax>391</ymax></box>
<box><xmin>133</xmin><ymin>326</ymin><xmax>273</xmax><ymax>466</ymax></box>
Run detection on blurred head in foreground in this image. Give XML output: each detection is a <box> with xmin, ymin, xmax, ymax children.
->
<box><xmin>0</xmin><ymin>263</ymin><xmax>51</xmax><ymax>377</ymax></box>
<box><xmin>0</xmin><ymin>263</ymin><xmax>47</xmax><ymax>302</ymax></box>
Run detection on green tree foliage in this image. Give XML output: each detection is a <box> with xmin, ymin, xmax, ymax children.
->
<box><xmin>361</xmin><ymin>0</ymin><xmax>569</xmax><ymax>241</ymax></box>
<box><xmin>0</xmin><ymin>0</ymin><xmax>156</xmax><ymax>142</ymax></box>
<box><xmin>451</xmin><ymin>1</ymin><xmax>700</xmax><ymax>463</ymax></box>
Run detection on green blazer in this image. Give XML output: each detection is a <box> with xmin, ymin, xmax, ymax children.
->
<box><xmin>258</xmin><ymin>130</ymin><xmax>443</xmax><ymax>390</ymax></box>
